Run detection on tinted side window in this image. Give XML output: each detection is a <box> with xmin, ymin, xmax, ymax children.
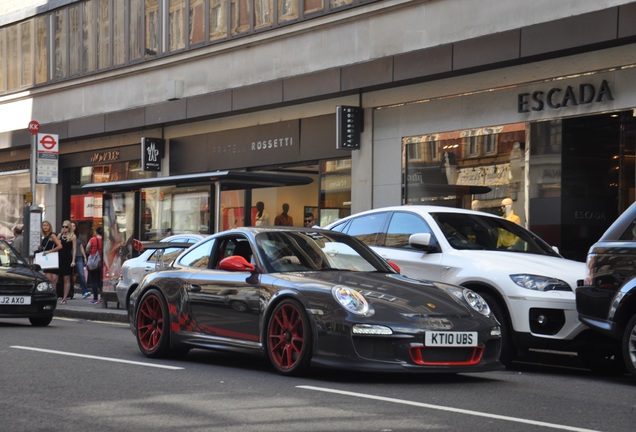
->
<box><xmin>385</xmin><ymin>212</ymin><xmax>432</xmax><ymax>249</ymax></box>
<box><xmin>345</xmin><ymin>212</ymin><xmax>389</xmax><ymax>246</ymax></box>
<box><xmin>179</xmin><ymin>239</ymin><xmax>214</xmax><ymax>268</ymax></box>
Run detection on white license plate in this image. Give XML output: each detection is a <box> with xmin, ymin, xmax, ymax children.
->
<box><xmin>0</xmin><ymin>296</ymin><xmax>32</xmax><ymax>305</ymax></box>
<box><xmin>425</xmin><ymin>331</ymin><xmax>477</xmax><ymax>347</ymax></box>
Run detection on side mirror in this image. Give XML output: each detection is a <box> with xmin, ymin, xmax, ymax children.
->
<box><xmin>387</xmin><ymin>261</ymin><xmax>401</xmax><ymax>274</ymax></box>
<box><xmin>409</xmin><ymin>233</ymin><xmax>432</xmax><ymax>250</ymax></box>
<box><xmin>218</xmin><ymin>255</ymin><xmax>256</xmax><ymax>272</ymax></box>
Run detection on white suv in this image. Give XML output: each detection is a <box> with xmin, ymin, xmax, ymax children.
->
<box><xmin>326</xmin><ymin>206</ymin><xmax>591</xmax><ymax>366</ymax></box>
<box><xmin>116</xmin><ymin>234</ymin><xmax>205</xmax><ymax>309</ymax></box>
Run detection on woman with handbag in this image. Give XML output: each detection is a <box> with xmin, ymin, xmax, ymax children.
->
<box><xmin>86</xmin><ymin>226</ymin><xmax>103</xmax><ymax>304</ymax></box>
<box><xmin>39</xmin><ymin>220</ymin><xmax>62</xmax><ymax>287</ymax></box>
<box><xmin>57</xmin><ymin>220</ymin><xmax>77</xmax><ymax>305</ymax></box>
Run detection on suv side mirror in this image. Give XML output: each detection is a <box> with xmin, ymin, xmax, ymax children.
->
<box><xmin>409</xmin><ymin>233</ymin><xmax>434</xmax><ymax>251</ymax></box>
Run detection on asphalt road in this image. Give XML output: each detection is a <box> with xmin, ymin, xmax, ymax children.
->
<box><xmin>1</xmin><ymin>315</ymin><xmax>634</xmax><ymax>432</ymax></box>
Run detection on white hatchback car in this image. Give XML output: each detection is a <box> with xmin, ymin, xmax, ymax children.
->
<box><xmin>326</xmin><ymin>206</ymin><xmax>593</xmax><ymax>366</ymax></box>
<box><xmin>116</xmin><ymin>234</ymin><xmax>205</xmax><ymax>309</ymax></box>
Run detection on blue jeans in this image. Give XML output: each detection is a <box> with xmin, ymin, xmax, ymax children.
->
<box><xmin>75</xmin><ymin>256</ymin><xmax>88</xmax><ymax>294</ymax></box>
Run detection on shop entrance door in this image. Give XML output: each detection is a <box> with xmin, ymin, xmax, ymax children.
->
<box><xmin>559</xmin><ymin>111</ymin><xmax>636</xmax><ymax>260</ymax></box>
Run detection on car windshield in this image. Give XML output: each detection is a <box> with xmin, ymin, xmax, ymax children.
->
<box><xmin>431</xmin><ymin>212</ymin><xmax>560</xmax><ymax>256</ymax></box>
<box><xmin>0</xmin><ymin>241</ymin><xmax>28</xmax><ymax>267</ymax></box>
<box><xmin>255</xmin><ymin>231</ymin><xmax>394</xmax><ymax>273</ymax></box>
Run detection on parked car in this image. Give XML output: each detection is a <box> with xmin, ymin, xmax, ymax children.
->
<box><xmin>129</xmin><ymin>227</ymin><xmax>502</xmax><ymax>376</ymax></box>
<box><xmin>325</xmin><ymin>205</ymin><xmax>596</xmax><ymax>367</ymax></box>
<box><xmin>0</xmin><ymin>240</ymin><xmax>56</xmax><ymax>326</ymax></box>
<box><xmin>116</xmin><ymin>234</ymin><xmax>205</xmax><ymax>309</ymax></box>
<box><xmin>576</xmin><ymin>201</ymin><xmax>636</xmax><ymax>378</ymax></box>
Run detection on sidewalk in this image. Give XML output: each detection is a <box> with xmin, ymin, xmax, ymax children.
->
<box><xmin>54</xmin><ymin>294</ymin><xmax>128</xmax><ymax>323</ymax></box>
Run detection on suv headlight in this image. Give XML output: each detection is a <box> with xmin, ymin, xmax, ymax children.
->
<box><xmin>510</xmin><ymin>274</ymin><xmax>571</xmax><ymax>291</ymax></box>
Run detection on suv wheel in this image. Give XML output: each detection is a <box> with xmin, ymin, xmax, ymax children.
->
<box><xmin>479</xmin><ymin>292</ymin><xmax>516</xmax><ymax>367</ymax></box>
<box><xmin>622</xmin><ymin>314</ymin><xmax>636</xmax><ymax>378</ymax></box>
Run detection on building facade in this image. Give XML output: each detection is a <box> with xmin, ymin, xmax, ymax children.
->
<box><xmin>1</xmin><ymin>0</ymin><xmax>636</xmax><ymax>263</ymax></box>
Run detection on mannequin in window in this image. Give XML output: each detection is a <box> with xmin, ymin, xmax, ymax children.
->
<box><xmin>274</xmin><ymin>203</ymin><xmax>294</xmax><ymax>226</ymax></box>
<box><xmin>255</xmin><ymin>201</ymin><xmax>269</xmax><ymax>226</ymax></box>
<box><xmin>501</xmin><ymin>198</ymin><xmax>520</xmax><ymax>225</ymax></box>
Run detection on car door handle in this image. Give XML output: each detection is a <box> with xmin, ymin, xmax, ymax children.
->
<box><xmin>189</xmin><ymin>284</ymin><xmax>202</xmax><ymax>293</ymax></box>
<box><xmin>144</xmin><ymin>266</ymin><xmax>153</xmax><ymax>272</ymax></box>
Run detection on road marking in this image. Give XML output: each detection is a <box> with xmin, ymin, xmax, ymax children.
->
<box><xmin>11</xmin><ymin>346</ymin><xmax>184</xmax><ymax>370</ymax></box>
<box><xmin>297</xmin><ymin>386</ymin><xmax>601</xmax><ymax>432</ymax></box>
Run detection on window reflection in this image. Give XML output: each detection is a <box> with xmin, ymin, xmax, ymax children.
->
<box><xmin>113</xmin><ymin>0</ymin><xmax>125</xmax><ymax>65</ymax></box>
<box><xmin>278</xmin><ymin>0</ymin><xmax>298</xmax><ymax>22</ymax></box>
<box><xmin>98</xmin><ymin>0</ymin><xmax>111</xmax><ymax>69</ymax></box>
<box><xmin>232</xmin><ymin>0</ymin><xmax>251</xmax><ymax>35</ymax></box>
<box><xmin>82</xmin><ymin>0</ymin><xmax>97</xmax><ymax>73</ymax></box>
<box><xmin>20</xmin><ymin>21</ymin><xmax>33</xmax><ymax>86</ymax></box>
<box><xmin>54</xmin><ymin>10</ymin><xmax>68</xmax><ymax>79</ymax></box>
<box><xmin>169</xmin><ymin>0</ymin><xmax>186</xmax><ymax>51</ymax></box>
<box><xmin>189</xmin><ymin>0</ymin><xmax>206</xmax><ymax>45</ymax></box>
<box><xmin>255</xmin><ymin>0</ymin><xmax>274</xmax><ymax>28</ymax></box>
<box><xmin>145</xmin><ymin>0</ymin><xmax>160</xmax><ymax>55</ymax></box>
<box><xmin>210</xmin><ymin>0</ymin><xmax>229</xmax><ymax>40</ymax></box>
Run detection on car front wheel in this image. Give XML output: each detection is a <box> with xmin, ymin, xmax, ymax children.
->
<box><xmin>479</xmin><ymin>292</ymin><xmax>516</xmax><ymax>367</ymax></box>
<box><xmin>622</xmin><ymin>314</ymin><xmax>636</xmax><ymax>379</ymax></box>
<box><xmin>266</xmin><ymin>299</ymin><xmax>312</xmax><ymax>376</ymax></box>
<box><xmin>136</xmin><ymin>289</ymin><xmax>171</xmax><ymax>358</ymax></box>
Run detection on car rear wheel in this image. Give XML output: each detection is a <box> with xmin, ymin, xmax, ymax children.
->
<box><xmin>29</xmin><ymin>316</ymin><xmax>52</xmax><ymax>327</ymax></box>
<box><xmin>266</xmin><ymin>299</ymin><xmax>312</xmax><ymax>376</ymax></box>
<box><xmin>622</xmin><ymin>314</ymin><xmax>636</xmax><ymax>378</ymax></box>
<box><xmin>136</xmin><ymin>289</ymin><xmax>171</xmax><ymax>358</ymax></box>
<box><xmin>479</xmin><ymin>292</ymin><xmax>516</xmax><ymax>367</ymax></box>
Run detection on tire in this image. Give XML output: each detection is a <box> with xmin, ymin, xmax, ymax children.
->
<box><xmin>266</xmin><ymin>299</ymin><xmax>312</xmax><ymax>376</ymax></box>
<box><xmin>622</xmin><ymin>314</ymin><xmax>636</xmax><ymax>379</ymax></box>
<box><xmin>136</xmin><ymin>289</ymin><xmax>171</xmax><ymax>358</ymax></box>
<box><xmin>29</xmin><ymin>316</ymin><xmax>53</xmax><ymax>327</ymax></box>
<box><xmin>577</xmin><ymin>345</ymin><xmax>626</xmax><ymax>375</ymax></box>
<box><xmin>479</xmin><ymin>292</ymin><xmax>516</xmax><ymax>367</ymax></box>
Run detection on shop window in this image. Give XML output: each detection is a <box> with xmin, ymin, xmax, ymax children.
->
<box><xmin>320</xmin><ymin>158</ymin><xmax>351</xmax><ymax>226</ymax></box>
<box><xmin>403</xmin><ymin>123</ymin><xmax>525</xmax><ymax>213</ymax></box>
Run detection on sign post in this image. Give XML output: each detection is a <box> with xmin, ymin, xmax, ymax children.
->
<box><xmin>27</xmin><ymin>120</ymin><xmax>40</xmax><ymax>205</ymax></box>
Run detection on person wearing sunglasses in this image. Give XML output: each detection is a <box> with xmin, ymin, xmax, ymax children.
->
<box><xmin>303</xmin><ymin>212</ymin><xmax>319</xmax><ymax>228</ymax></box>
<box><xmin>57</xmin><ymin>220</ymin><xmax>77</xmax><ymax>304</ymax></box>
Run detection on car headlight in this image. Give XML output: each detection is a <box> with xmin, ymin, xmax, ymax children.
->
<box><xmin>332</xmin><ymin>286</ymin><xmax>372</xmax><ymax>316</ymax></box>
<box><xmin>510</xmin><ymin>274</ymin><xmax>571</xmax><ymax>291</ymax></box>
<box><xmin>36</xmin><ymin>281</ymin><xmax>54</xmax><ymax>292</ymax></box>
<box><xmin>445</xmin><ymin>287</ymin><xmax>491</xmax><ymax>317</ymax></box>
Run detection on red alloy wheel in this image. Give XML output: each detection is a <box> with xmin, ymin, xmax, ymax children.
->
<box><xmin>268</xmin><ymin>301</ymin><xmax>309</xmax><ymax>373</ymax></box>
<box><xmin>136</xmin><ymin>292</ymin><xmax>165</xmax><ymax>354</ymax></box>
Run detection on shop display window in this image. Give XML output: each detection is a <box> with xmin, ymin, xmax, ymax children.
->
<box><xmin>402</xmin><ymin>123</ymin><xmax>526</xmax><ymax>216</ymax></box>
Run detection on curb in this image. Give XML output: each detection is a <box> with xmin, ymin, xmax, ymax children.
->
<box><xmin>54</xmin><ymin>307</ymin><xmax>129</xmax><ymax>323</ymax></box>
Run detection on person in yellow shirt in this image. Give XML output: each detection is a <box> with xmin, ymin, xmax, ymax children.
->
<box><xmin>498</xmin><ymin>198</ymin><xmax>521</xmax><ymax>248</ymax></box>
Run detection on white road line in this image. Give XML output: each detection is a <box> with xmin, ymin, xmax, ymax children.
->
<box><xmin>11</xmin><ymin>346</ymin><xmax>184</xmax><ymax>370</ymax></box>
<box><xmin>297</xmin><ymin>385</ymin><xmax>601</xmax><ymax>432</ymax></box>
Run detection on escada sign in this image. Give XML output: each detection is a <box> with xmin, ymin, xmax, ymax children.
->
<box><xmin>517</xmin><ymin>79</ymin><xmax>614</xmax><ymax>113</ymax></box>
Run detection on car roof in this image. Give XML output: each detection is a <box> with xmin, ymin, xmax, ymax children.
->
<box><xmin>325</xmin><ymin>205</ymin><xmax>498</xmax><ymax>226</ymax></box>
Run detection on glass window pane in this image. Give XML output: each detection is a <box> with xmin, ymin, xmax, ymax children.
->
<box><xmin>345</xmin><ymin>213</ymin><xmax>389</xmax><ymax>246</ymax></box>
<box><xmin>189</xmin><ymin>0</ymin><xmax>205</xmax><ymax>45</ymax></box>
<box><xmin>254</xmin><ymin>0</ymin><xmax>273</xmax><ymax>29</ymax></box>
<box><xmin>145</xmin><ymin>0</ymin><xmax>160</xmax><ymax>56</ymax></box>
<box><xmin>169</xmin><ymin>0</ymin><xmax>186</xmax><ymax>51</ymax></box>
<box><xmin>210</xmin><ymin>0</ymin><xmax>228</xmax><ymax>40</ymax></box>
<box><xmin>330</xmin><ymin>0</ymin><xmax>352</xmax><ymax>9</ymax></box>
<box><xmin>54</xmin><ymin>10</ymin><xmax>68</xmax><ymax>79</ymax></box>
<box><xmin>113</xmin><ymin>0</ymin><xmax>125</xmax><ymax>65</ymax></box>
<box><xmin>98</xmin><ymin>0</ymin><xmax>111</xmax><ymax>69</ymax></box>
<box><xmin>278</xmin><ymin>0</ymin><xmax>298</xmax><ymax>22</ymax></box>
<box><xmin>82</xmin><ymin>0</ymin><xmax>97</xmax><ymax>73</ymax></box>
<box><xmin>20</xmin><ymin>21</ymin><xmax>33</xmax><ymax>86</ymax></box>
<box><xmin>69</xmin><ymin>5</ymin><xmax>81</xmax><ymax>75</ymax></box>
<box><xmin>0</xmin><ymin>29</ymin><xmax>6</xmax><ymax>92</ymax></box>
<box><xmin>304</xmin><ymin>0</ymin><xmax>324</xmax><ymax>15</ymax></box>
<box><xmin>231</xmin><ymin>0</ymin><xmax>251</xmax><ymax>36</ymax></box>
<box><xmin>386</xmin><ymin>212</ymin><xmax>432</xmax><ymax>249</ymax></box>
<box><xmin>129</xmin><ymin>0</ymin><xmax>143</xmax><ymax>60</ymax></box>
<box><xmin>34</xmin><ymin>16</ymin><xmax>48</xmax><ymax>84</ymax></box>
<box><xmin>7</xmin><ymin>25</ymin><xmax>19</xmax><ymax>89</ymax></box>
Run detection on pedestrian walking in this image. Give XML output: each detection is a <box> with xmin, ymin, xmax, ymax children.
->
<box><xmin>71</xmin><ymin>221</ymin><xmax>90</xmax><ymax>299</ymax></box>
<box><xmin>86</xmin><ymin>226</ymin><xmax>103</xmax><ymax>304</ymax></box>
<box><xmin>57</xmin><ymin>220</ymin><xmax>76</xmax><ymax>304</ymax></box>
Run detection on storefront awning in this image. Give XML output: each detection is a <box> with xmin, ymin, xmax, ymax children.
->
<box><xmin>81</xmin><ymin>170</ymin><xmax>313</xmax><ymax>192</ymax></box>
<box><xmin>81</xmin><ymin>170</ymin><xmax>314</xmax><ymax>233</ymax></box>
